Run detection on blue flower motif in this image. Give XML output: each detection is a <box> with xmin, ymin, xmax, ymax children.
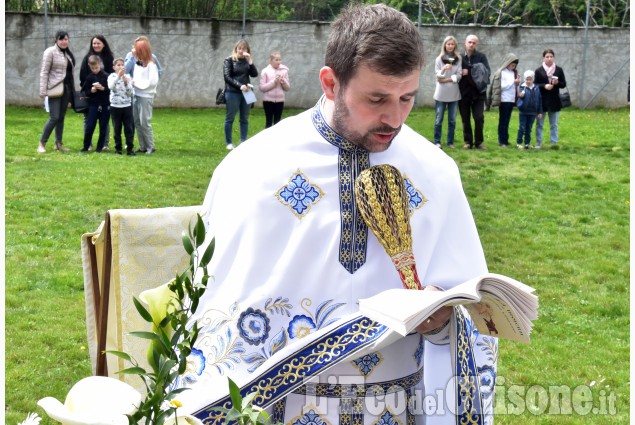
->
<box><xmin>414</xmin><ymin>335</ymin><xmax>424</xmax><ymax>367</ymax></box>
<box><xmin>277</xmin><ymin>171</ymin><xmax>324</xmax><ymax>218</ymax></box>
<box><xmin>183</xmin><ymin>348</ymin><xmax>205</xmax><ymax>384</ymax></box>
<box><xmin>376</xmin><ymin>410</ymin><xmax>399</xmax><ymax>425</ymax></box>
<box><xmin>353</xmin><ymin>352</ymin><xmax>382</xmax><ymax>376</ymax></box>
<box><xmin>237</xmin><ymin>307</ymin><xmax>271</xmax><ymax>346</ymax></box>
<box><xmin>287</xmin><ymin>314</ymin><xmax>317</xmax><ymax>339</ymax></box>
<box><xmin>404</xmin><ymin>177</ymin><xmax>425</xmax><ymax>215</ymax></box>
<box><xmin>292</xmin><ymin>409</ymin><xmax>327</xmax><ymax>425</ymax></box>
<box><xmin>477</xmin><ymin>364</ymin><xmax>497</xmax><ymax>397</ymax></box>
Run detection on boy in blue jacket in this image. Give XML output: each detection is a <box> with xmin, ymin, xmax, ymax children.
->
<box><xmin>516</xmin><ymin>70</ymin><xmax>543</xmax><ymax>149</ymax></box>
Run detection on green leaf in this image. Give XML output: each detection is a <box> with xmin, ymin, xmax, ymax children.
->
<box><xmin>258</xmin><ymin>410</ymin><xmax>272</xmax><ymax>423</ymax></box>
<box><xmin>228</xmin><ymin>377</ymin><xmax>242</xmax><ymax>411</ymax></box>
<box><xmin>224</xmin><ymin>409</ymin><xmax>243</xmax><ymax>422</ymax></box>
<box><xmin>182</xmin><ymin>231</ymin><xmax>195</xmax><ymax>255</ymax></box>
<box><xmin>195</xmin><ymin>214</ymin><xmax>206</xmax><ymax>246</ymax></box>
<box><xmin>128</xmin><ymin>331</ymin><xmax>161</xmax><ymax>341</ymax></box>
<box><xmin>200</xmin><ymin>237</ymin><xmax>216</xmax><ymax>266</ymax></box>
<box><xmin>242</xmin><ymin>391</ymin><xmax>257</xmax><ymax>408</ymax></box>
<box><xmin>117</xmin><ymin>366</ymin><xmax>147</xmax><ymax>375</ymax></box>
<box><xmin>133</xmin><ymin>297</ymin><xmax>154</xmax><ymax>323</ymax></box>
<box><xmin>249</xmin><ymin>410</ymin><xmax>262</xmax><ymax>425</ymax></box>
<box><xmin>104</xmin><ymin>350</ymin><xmax>133</xmax><ymax>362</ymax></box>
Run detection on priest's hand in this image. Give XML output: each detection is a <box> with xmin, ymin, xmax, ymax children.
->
<box><xmin>416</xmin><ymin>286</ymin><xmax>452</xmax><ymax>334</ymax></box>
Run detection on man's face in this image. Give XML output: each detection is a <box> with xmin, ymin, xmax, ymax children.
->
<box><xmin>465</xmin><ymin>36</ymin><xmax>478</xmax><ymax>54</ymax></box>
<box><xmin>331</xmin><ymin>64</ymin><xmax>420</xmax><ymax>153</ymax></box>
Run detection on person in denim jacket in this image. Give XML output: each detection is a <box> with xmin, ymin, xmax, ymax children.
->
<box><xmin>516</xmin><ymin>70</ymin><xmax>543</xmax><ymax>149</ymax></box>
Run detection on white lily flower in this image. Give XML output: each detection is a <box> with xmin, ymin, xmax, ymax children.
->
<box><xmin>18</xmin><ymin>412</ymin><xmax>41</xmax><ymax>425</ymax></box>
<box><xmin>37</xmin><ymin>376</ymin><xmax>142</xmax><ymax>425</ymax></box>
<box><xmin>139</xmin><ymin>280</ymin><xmax>180</xmax><ymax>328</ymax></box>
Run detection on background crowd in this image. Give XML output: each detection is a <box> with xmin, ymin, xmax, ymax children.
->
<box><xmin>38</xmin><ymin>30</ymin><xmax>568</xmax><ymax>155</ymax></box>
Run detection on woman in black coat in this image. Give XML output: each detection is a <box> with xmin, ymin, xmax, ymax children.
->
<box><xmin>223</xmin><ymin>39</ymin><xmax>258</xmax><ymax>150</ymax></box>
<box><xmin>534</xmin><ymin>49</ymin><xmax>567</xmax><ymax>148</ymax></box>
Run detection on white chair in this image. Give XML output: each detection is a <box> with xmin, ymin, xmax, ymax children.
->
<box><xmin>81</xmin><ymin>206</ymin><xmax>202</xmax><ymax>391</ymax></box>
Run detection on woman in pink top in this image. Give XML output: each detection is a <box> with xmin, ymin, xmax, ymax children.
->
<box><xmin>259</xmin><ymin>51</ymin><xmax>290</xmax><ymax>128</ymax></box>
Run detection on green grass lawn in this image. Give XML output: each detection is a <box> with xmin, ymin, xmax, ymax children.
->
<box><xmin>5</xmin><ymin>104</ymin><xmax>629</xmax><ymax>424</ymax></box>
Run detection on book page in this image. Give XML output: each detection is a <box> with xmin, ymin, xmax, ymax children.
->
<box><xmin>243</xmin><ymin>89</ymin><xmax>257</xmax><ymax>104</ymax></box>
<box><xmin>463</xmin><ymin>292</ymin><xmax>532</xmax><ymax>343</ymax></box>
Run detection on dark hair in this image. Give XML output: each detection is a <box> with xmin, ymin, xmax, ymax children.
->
<box><xmin>542</xmin><ymin>49</ymin><xmax>555</xmax><ymax>57</ymax></box>
<box><xmin>325</xmin><ymin>4</ymin><xmax>424</xmax><ymax>89</ymax></box>
<box><xmin>55</xmin><ymin>31</ymin><xmax>69</xmax><ymax>41</ymax></box>
<box><xmin>89</xmin><ymin>35</ymin><xmax>114</xmax><ymax>58</ymax></box>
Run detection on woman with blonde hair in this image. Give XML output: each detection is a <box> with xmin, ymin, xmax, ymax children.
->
<box><xmin>130</xmin><ymin>37</ymin><xmax>159</xmax><ymax>154</ymax></box>
<box><xmin>223</xmin><ymin>39</ymin><xmax>258</xmax><ymax>150</ymax></box>
<box><xmin>432</xmin><ymin>35</ymin><xmax>462</xmax><ymax>149</ymax></box>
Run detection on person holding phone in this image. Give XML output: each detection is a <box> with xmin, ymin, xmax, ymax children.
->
<box><xmin>222</xmin><ymin>39</ymin><xmax>258</xmax><ymax>150</ymax></box>
<box><xmin>80</xmin><ymin>55</ymin><xmax>110</xmax><ymax>153</ymax></box>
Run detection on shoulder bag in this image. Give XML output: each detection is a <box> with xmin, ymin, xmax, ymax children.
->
<box><xmin>73</xmin><ymin>90</ymin><xmax>89</xmax><ymax>113</ymax></box>
<box><xmin>47</xmin><ymin>82</ymin><xmax>64</xmax><ymax>98</ymax></box>
<box><xmin>559</xmin><ymin>87</ymin><xmax>572</xmax><ymax>108</ymax></box>
<box><xmin>216</xmin><ymin>88</ymin><xmax>226</xmax><ymax>105</ymax></box>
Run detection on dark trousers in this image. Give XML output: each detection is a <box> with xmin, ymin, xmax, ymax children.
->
<box><xmin>111</xmin><ymin>106</ymin><xmax>135</xmax><ymax>152</ymax></box>
<box><xmin>84</xmin><ymin>104</ymin><xmax>111</xmax><ymax>151</ymax></box>
<box><xmin>459</xmin><ymin>96</ymin><xmax>485</xmax><ymax>146</ymax></box>
<box><xmin>517</xmin><ymin>114</ymin><xmax>537</xmax><ymax>146</ymax></box>
<box><xmin>497</xmin><ymin>102</ymin><xmax>515</xmax><ymax>145</ymax></box>
<box><xmin>263</xmin><ymin>101</ymin><xmax>284</xmax><ymax>128</ymax></box>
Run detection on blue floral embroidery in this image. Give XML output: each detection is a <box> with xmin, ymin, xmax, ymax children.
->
<box><xmin>375</xmin><ymin>410</ymin><xmax>400</xmax><ymax>425</ymax></box>
<box><xmin>414</xmin><ymin>335</ymin><xmax>424</xmax><ymax>367</ymax></box>
<box><xmin>477</xmin><ymin>364</ymin><xmax>496</xmax><ymax>397</ymax></box>
<box><xmin>183</xmin><ymin>348</ymin><xmax>205</xmax><ymax>384</ymax></box>
<box><xmin>237</xmin><ymin>307</ymin><xmax>271</xmax><ymax>346</ymax></box>
<box><xmin>292</xmin><ymin>409</ymin><xmax>327</xmax><ymax>425</ymax></box>
<box><xmin>288</xmin><ymin>314</ymin><xmax>317</xmax><ymax>339</ymax></box>
<box><xmin>277</xmin><ymin>170</ymin><xmax>324</xmax><ymax>218</ymax></box>
<box><xmin>403</xmin><ymin>177</ymin><xmax>426</xmax><ymax>215</ymax></box>
<box><xmin>353</xmin><ymin>352</ymin><xmax>382</xmax><ymax>376</ymax></box>
<box><xmin>242</xmin><ymin>328</ymin><xmax>289</xmax><ymax>373</ymax></box>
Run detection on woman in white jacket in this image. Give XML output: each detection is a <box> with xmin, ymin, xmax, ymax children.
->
<box><xmin>130</xmin><ymin>37</ymin><xmax>159</xmax><ymax>154</ymax></box>
<box><xmin>258</xmin><ymin>51</ymin><xmax>290</xmax><ymax>128</ymax></box>
<box><xmin>38</xmin><ymin>30</ymin><xmax>75</xmax><ymax>153</ymax></box>
<box><xmin>432</xmin><ymin>36</ymin><xmax>462</xmax><ymax>149</ymax></box>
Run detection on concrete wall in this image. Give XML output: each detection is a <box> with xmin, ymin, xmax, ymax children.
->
<box><xmin>5</xmin><ymin>12</ymin><xmax>630</xmax><ymax>109</ymax></box>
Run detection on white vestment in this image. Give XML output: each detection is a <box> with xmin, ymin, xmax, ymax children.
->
<box><xmin>183</xmin><ymin>102</ymin><xmax>498</xmax><ymax>425</ymax></box>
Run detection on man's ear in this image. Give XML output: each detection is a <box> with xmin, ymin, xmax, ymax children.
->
<box><xmin>319</xmin><ymin>66</ymin><xmax>338</xmax><ymax>101</ymax></box>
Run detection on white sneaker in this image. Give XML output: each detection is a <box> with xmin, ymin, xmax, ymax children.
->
<box><xmin>534</xmin><ymin>145</ymin><xmax>541</xmax><ymax>149</ymax></box>
<box><xmin>225</xmin><ymin>144</ymin><xmax>234</xmax><ymax>150</ymax></box>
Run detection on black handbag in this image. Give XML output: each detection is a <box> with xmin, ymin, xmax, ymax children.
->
<box><xmin>559</xmin><ymin>87</ymin><xmax>572</xmax><ymax>108</ymax></box>
<box><xmin>216</xmin><ymin>88</ymin><xmax>226</xmax><ymax>105</ymax></box>
<box><xmin>73</xmin><ymin>90</ymin><xmax>89</xmax><ymax>113</ymax></box>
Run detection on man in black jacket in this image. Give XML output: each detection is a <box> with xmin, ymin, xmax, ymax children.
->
<box><xmin>458</xmin><ymin>35</ymin><xmax>490</xmax><ymax>150</ymax></box>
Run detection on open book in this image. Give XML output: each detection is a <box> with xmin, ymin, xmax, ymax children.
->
<box><xmin>359</xmin><ymin>273</ymin><xmax>538</xmax><ymax>343</ymax></box>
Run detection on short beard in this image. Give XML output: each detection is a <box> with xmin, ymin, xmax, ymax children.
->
<box><xmin>331</xmin><ymin>91</ymin><xmax>400</xmax><ymax>153</ymax></box>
